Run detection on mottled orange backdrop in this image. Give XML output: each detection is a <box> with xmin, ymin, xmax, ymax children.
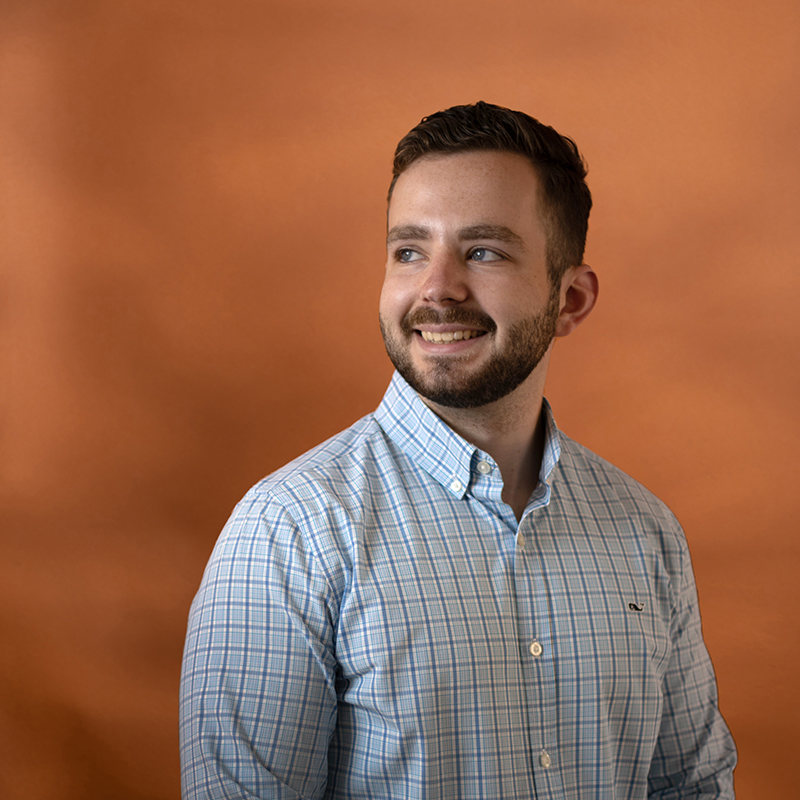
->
<box><xmin>2</xmin><ymin>0</ymin><xmax>798</xmax><ymax>797</ymax></box>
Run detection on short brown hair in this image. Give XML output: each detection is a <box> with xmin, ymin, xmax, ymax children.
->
<box><xmin>389</xmin><ymin>101</ymin><xmax>592</xmax><ymax>283</ymax></box>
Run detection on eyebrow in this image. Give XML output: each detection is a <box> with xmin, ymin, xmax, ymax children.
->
<box><xmin>386</xmin><ymin>225</ymin><xmax>431</xmax><ymax>245</ymax></box>
<box><xmin>386</xmin><ymin>223</ymin><xmax>525</xmax><ymax>249</ymax></box>
<box><xmin>458</xmin><ymin>224</ymin><xmax>525</xmax><ymax>249</ymax></box>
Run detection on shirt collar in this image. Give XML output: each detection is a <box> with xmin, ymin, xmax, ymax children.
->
<box><xmin>375</xmin><ymin>372</ymin><xmax>562</xmax><ymax>500</ymax></box>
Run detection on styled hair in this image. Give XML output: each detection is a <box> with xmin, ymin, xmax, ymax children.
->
<box><xmin>389</xmin><ymin>101</ymin><xmax>592</xmax><ymax>282</ymax></box>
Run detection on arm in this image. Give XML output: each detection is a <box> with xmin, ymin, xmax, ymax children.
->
<box><xmin>180</xmin><ymin>493</ymin><xmax>339</xmax><ymax>799</ymax></box>
<box><xmin>647</xmin><ymin>540</ymin><xmax>737</xmax><ymax>798</ymax></box>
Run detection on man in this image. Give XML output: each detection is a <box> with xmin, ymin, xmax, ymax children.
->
<box><xmin>180</xmin><ymin>102</ymin><xmax>736</xmax><ymax>798</ymax></box>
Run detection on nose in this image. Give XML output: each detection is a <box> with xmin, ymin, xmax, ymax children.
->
<box><xmin>420</xmin><ymin>251</ymin><xmax>469</xmax><ymax>306</ymax></box>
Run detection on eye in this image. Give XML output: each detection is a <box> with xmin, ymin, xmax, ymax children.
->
<box><xmin>469</xmin><ymin>247</ymin><xmax>503</xmax><ymax>263</ymax></box>
<box><xmin>395</xmin><ymin>248</ymin><xmax>423</xmax><ymax>263</ymax></box>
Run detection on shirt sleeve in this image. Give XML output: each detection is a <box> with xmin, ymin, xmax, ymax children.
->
<box><xmin>180</xmin><ymin>493</ymin><xmax>340</xmax><ymax>799</ymax></box>
<box><xmin>647</xmin><ymin>536</ymin><xmax>737</xmax><ymax>798</ymax></box>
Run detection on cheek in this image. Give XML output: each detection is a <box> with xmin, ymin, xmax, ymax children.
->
<box><xmin>379</xmin><ymin>274</ymin><xmax>415</xmax><ymax>320</ymax></box>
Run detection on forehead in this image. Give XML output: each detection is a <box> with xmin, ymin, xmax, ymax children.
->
<box><xmin>388</xmin><ymin>151</ymin><xmax>544</xmax><ymax>230</ymax></box>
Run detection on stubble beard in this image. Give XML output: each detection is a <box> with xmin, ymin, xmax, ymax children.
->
<box><xmin>380</xmin><ymin>285</ymin><xmax>561</xmax><ymax>409</ymax></box>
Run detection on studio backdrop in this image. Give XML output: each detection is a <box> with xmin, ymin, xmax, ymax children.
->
<box><xmin>2</xmin><ymin>1</ymin><xmax>798</xmax><ymax>798</ymax></box>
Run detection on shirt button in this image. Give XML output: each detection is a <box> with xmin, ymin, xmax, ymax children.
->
<box><xmin>476</xmin><ymin>460</ymin><xmax>492</xmax><ymax>475</ymax></box>
<box><xmin>539</xmin><ymin>750</ymin><xmax>551</xmax><ymax>769</ymax></box>
<box><xmin>450</xmin><ymin>479</ymin><xmax>463</xmax><ymax>493</ymax></box>
<box><xmin>529</xmin><ymin>640</ymin><xmax>543</xmax><ymax>658</ymax></box>
<box><xmin>517</xmin><ymin>534</ymin><xmax>525</xmax><ymax>548</ymax></box>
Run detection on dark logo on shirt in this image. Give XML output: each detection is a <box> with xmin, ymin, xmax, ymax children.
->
<box><xmin>627</xmin><ymin>601</ymin><xmax>645</xmax><ymax>612</ymax></box>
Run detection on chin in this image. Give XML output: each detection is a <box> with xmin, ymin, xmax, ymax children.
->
<box><xmin>400</xmin><ymin>360</ymin><xmax>534</xmax><ymax>409</ymax></box>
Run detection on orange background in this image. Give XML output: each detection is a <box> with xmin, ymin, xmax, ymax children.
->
<box><xmin>2</xmin><ymin>1</ymin><xmax>798</xmax><ymax>797</ymax></box>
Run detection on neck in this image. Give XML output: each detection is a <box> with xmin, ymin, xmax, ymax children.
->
<box><xmin>422</xmin><ymin>369</ymin><xmax>548</xmax><ymax>522</ymax></box>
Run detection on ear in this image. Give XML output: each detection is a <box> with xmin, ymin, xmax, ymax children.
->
<box><xmin>554</xmin><ymin>264</ymin><xmax>599</xmax><ymax>338</ymax></box>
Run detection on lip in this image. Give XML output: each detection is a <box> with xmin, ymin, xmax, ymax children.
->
<box><xmin>414</xmin><ymin>325</ymin><xmax>485</xmax><ymax>334</ymax></box>
<box><xmin>417</xmin><ymin>328</ymin><xmax>485</xmax><ymax>343</ymax></box>
<box><xmin>414</xmin><ymin>328</ymin><xmax>489</xmax><ymax>353</ymax></box>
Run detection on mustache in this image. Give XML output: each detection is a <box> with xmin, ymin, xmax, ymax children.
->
<box><xmin>401</xmin><ymin>307</ymin><xmax>497</xmax><ymax>335</ymax></box>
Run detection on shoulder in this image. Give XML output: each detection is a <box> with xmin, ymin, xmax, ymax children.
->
<box><xmin>208</xmin><ymin>413</ymin><xmax>399</xmax><ymax>585</ymax></box>
<box><xmin>553</xmin><ymin>433</ymin><xmax>690</xmax><ymax>571</ymax></box>
<box><xmin>241</xmin><ymin>412</ymin><xmax>395</xmax><ymax>515</ymax></box>
<box><xmin>557</xmin><ymin>434</ymin><xmax>677</xmax><ymax>521</ymax></box>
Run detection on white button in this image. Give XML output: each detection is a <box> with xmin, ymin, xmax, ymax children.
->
<box><xmin>529</xmin><ymin>640</ymin><xmax>543</xmax><ymax>658</ymax></box>
<box><xmin>450</xmin><ymin>479</ymin><xmax>463</xmax><ymax>493</ymax></box>
<box><xmin>517</xmin><ymin>534</ymin><xmax>525</xmax><ymax>549</ymax></box>
<box><xmin>539</xmin><ymin>750</ymin><xmax>551</xmax><ymax>768</ymax></box>
<box><xmin>476</xmin><ymin>460</ymin><xmax>492</xmax><ymax>474</ymax></box>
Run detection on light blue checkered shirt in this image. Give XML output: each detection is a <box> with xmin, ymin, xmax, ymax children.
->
<box><xmin>181</xmin><ymin>372</ymin><xmax>736</xmax><ymax>799</ymax></box>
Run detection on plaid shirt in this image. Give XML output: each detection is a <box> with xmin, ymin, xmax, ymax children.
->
<box><xmin>181</xmin><ymin>372</ymin><xmax>736</xmax><ymax>799</ymax></box>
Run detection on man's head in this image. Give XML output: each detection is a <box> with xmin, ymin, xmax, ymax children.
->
<box><xmin>380</xmin><ymin>104</ymin><xmax>598</xmax><ymax>411</ymax></box>
<box><xmin>388</xmin><ymin>101</ymin><xmax>591</xmax><ymax>284</ymax></box>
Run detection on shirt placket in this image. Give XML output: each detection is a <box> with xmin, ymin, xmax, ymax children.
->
<box><xmin>515</xmin><ymin>503</ymin><xmax>567</xmax><ymax>800</ymax></box>
<box><xmin>469</xmin><ymin>456</ymin><xmax>567</xmax><ymax>798</ymax></box>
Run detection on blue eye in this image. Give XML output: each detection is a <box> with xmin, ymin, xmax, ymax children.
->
<box><xmin>470</xmin><ymin>248</ymin><xmax>502</xmax><ymax>262</ymax></box>
<box><xmin>397</xmin><ymin>248</ymin><xmax>422</xmax><ymax>262</ymax></box>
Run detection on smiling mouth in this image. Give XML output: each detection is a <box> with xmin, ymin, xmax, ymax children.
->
<box><xmin>419</xmin><ymin>330</ymin><xmax>486</xmax><ymax>342</ymax></box>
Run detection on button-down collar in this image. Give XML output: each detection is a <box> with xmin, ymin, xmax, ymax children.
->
<box><xmin>375</xmin><ymin>372</ymin><xmax>562</xmax><ymax>508</ymax></box>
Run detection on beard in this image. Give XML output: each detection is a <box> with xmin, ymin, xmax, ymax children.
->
<box><xmin>380</xmin><ymin>286</ymin><xmax>560</xmax><ymax>409</ymax></box>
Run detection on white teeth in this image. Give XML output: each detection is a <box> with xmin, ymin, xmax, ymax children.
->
<box><xmin>420</xmin><ymin>330</ymin><xmax>480</xmax><ymax>342</ymax></box>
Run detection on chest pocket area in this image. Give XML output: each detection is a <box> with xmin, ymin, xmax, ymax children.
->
<box><xmin>544</xmin><ymin>566</ymin><xmax>672</xmax><ymax>715</ymax></box>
